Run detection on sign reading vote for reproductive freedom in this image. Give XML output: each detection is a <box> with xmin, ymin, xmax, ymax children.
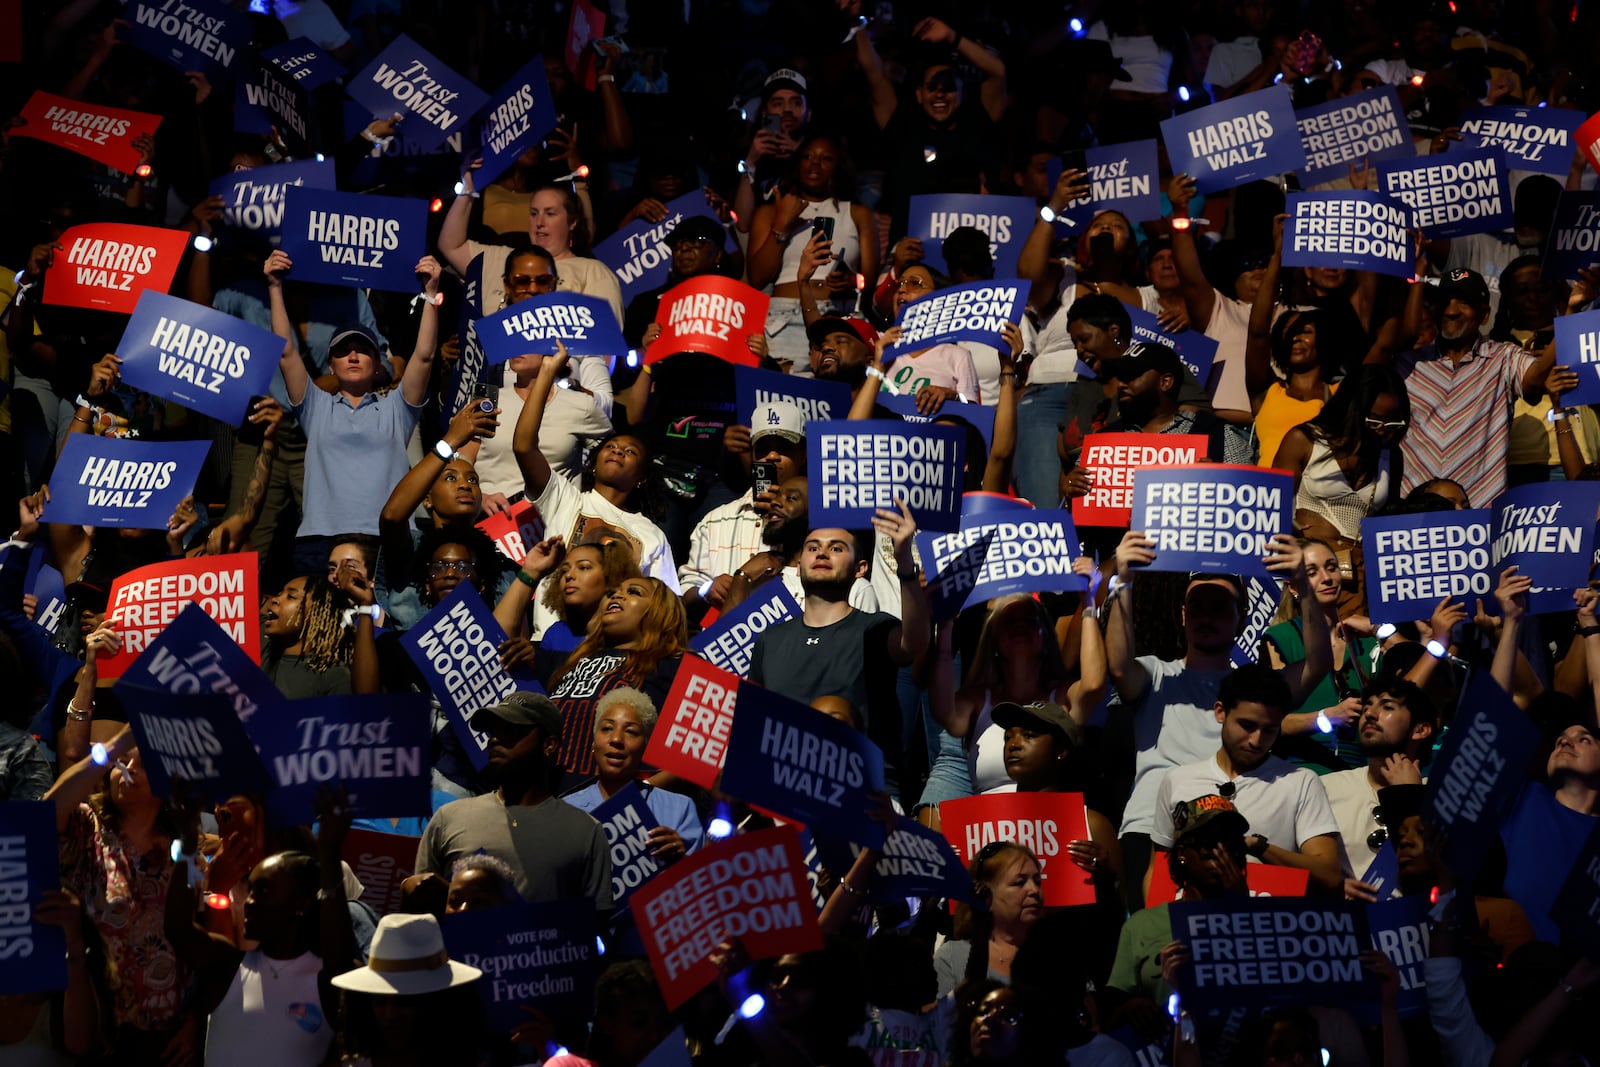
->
<box><xmin>1294</xmin><ymin>86</ymin><xmax>1415</xmax><ymax>188</ymax></box>
<box><xmin>939</xmin><ymin>793</ymin><xmax>1095</xmax><ymax>907</ymax></box>
<box><xmin>250</xmin><ymin>693</ymin><xmax>433</xmax><ymax>826</ymax></box>
<box><xmin>734</xmin><ymin>366</ymin><xmax>850</xmax><ymax>428</ymax></box>
<box><xmin>122</xmin><ymin>0</ymin><xmax>250</xmax><ymax>74</ymax></box>
<box><xmin>0</xmin><ymin>802</ymin><xmax>68</xmax><ymax>995</ymax></box>
<box><xmin>46</xmin><ymin>436</ymin><xmax>209</xmax><ymax>532</ymax></box>
<box><xmin>44</xmin><ymin>222</ymin><xmax>188</xmax><ymax>315</ymax></box>
<box><xmin>1555</xmin><ymin>308</ymin><xmax>1600</xmax><ymax>406</ymax></box>
<box><xmin>594</xmin><ymin>192</ymin><xmax>726</xmax><ymax>305</ymax></box>
<box><xmin>401</xmin><ymin>583</ymin><xmax>523</xmax><ymax>772</ymax></box>
<box><xmin>690</xmin><ymin>582</ymin><xmax>800</xmax><ymax>678</ymax></box>
<box><xmin>347</xmin><ymin>35</ymin><xmax>488</xmax><ymax>153</ymax></box>
<box><xmin>885</xmin><ymin>279</ymin><xmax>1025</xmax><ymax>357</ymax></box>
<box><xmin>645</xmin><ymin>276</ymin><xmax>769</xmax><ymax>367</ymax></box>
<box><xmin>1546</xmin><ymin>191</ymin><xmax>1600</xmax><ymax>281</ymax></box>
<box><xmin>723</xmin><ymin>682</ymin><xmax>888</xmax><ymax>848</ymax></box>
<box><xmin>117</xmin><ymin>602</ymin><xmax>280</xmax><ymax>721</ymax></box>
<box><xmin>116</xmin><ymin>291</ymin><xmax>283</xmax><ymax>424</ymax></box>
<box><xmin>1161</xmin><ymin>85</ymin><xmax>1305</xmax><ymax>194</ymax></box>
<box><xmin>469</xmin><ymin>58</ymin><xmax>559</xmax><ymax>185</ymax></box>
<box><xmin>444</xmin><ymin>900</ymin><xmax>599</xmax><ymax>1027</ymax></box>
<box><xmin>1376</xmin><ymin>148</ymin><xmax>1513</xmax><ymax>240</ymax></box>
<box><xmin>919</xmin><ymin>497</ymin><xmax>1087</xmax><ymax>617</ymax></box>
<box><xmin>1425</xmin><ymin>671</ymin><xmax>1541</xmax><ymax>879</ymax></box>
<box><xmin>905</xmin><ymin>195</ymin><xmax>1037</xmax><ymax>278</ymax></box>
<box><xmin>809</xmin><ymin>420</ymin><xmax>966</xmax><ymax>533</ymax></box>
<box><xmin>1361</xmin><ymin>510</ymin><xmax>1494</xmax><ymax>626</ymax></box>
<box><xmin>1125</xmin><ymin>307</ymin><xmax>1219</xmax><ymax>389</ymax></box>
<box><xmin>1283</xmin><ymin>192</ymin><xmax>1413</xmax><ymax>279</ymax></box>
<box><xmin>1170</xmin><ymin>898</ymin><xmax>1375</xmax><ymax>1014</ymax></box>
<box><xmin>101</xmin><ymin>557</ymin><xmax>261</xmax><ymax>681</ymax></box>
<box><xmin>1131</xmin><ymin>466</ymin><xmax>1293</xmax><ymax>577</ymax></box>
<box><xmin>278</xmin><ymin>187</ymin><xmax>427</xmax><ymax>292</ymax></box>
<box><xmin>644</xmin><ymin>656</ymin><xmax>739</xmax><ymax>789</ymax></box>
<box><xmin>592</xmin><ymin>783</ymin><xmax>665</xmax><ymax>915</ymax></box>
<box><xmin>13</xmin><ymin>91</ymin><xmax>161</xmax><ymax>175</ymax></box>
<box><xmin>1073</xmin><ymin>433</ymin><xmax>1209</xmax><ymax>527</ymax></box>
<box><xmin>1051</xmin><ymin>140</ymin><xmax>1163</xmax><ymax>225</ymax></box>
<box><xmin>118</xmin><ymin>687</ymin><xmax>268</xmax><ymax>801</ymax></box>
<box><xmin>210</xmin><ymin>158</ymin><xmax>337</xmax><ymax>239</ymax></box>
<box><xmin>1459</xmin><ymin>104</ymin><xmax>1584</xmax><ymax>176</ymax></box>
<box><xmin>1491</xmin><ymin>482</ymin><xmax>1600</xmax><ymax>615</ymax></box>
<box><xmin>478</xmin><ymin>293</ymin><xmax>627</xmax><ymax>362</ymax></box>
<box><xmin>263</xmin><ymin>38</ymin><xmax>345</xmax><ymax>90</ymax></box>
<box><xmin>632</xmin><ymin>826</ymin><xmax>821</xmax><ymax>1010</ymax></box>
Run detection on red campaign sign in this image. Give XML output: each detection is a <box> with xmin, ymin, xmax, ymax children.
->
<box><xmin>1581</xmin><ymin>111</ymin><xmax>1600</xmax><ymax>176</ymax></box>
<box><xmin>12</xmin><ymin>91</ymin><xmax>162</xmax><ymax>175</ymax></box>
<box><xmin>644</xmin><ymin>275</ymin><xmax>770</xmax><ymax>368</ymax></box>
<box><xmin>475</xmin><ymin>499</ymin><xmax>545</xmax><ymax>565</ymax></box>
<box><xmin>44</xmin><ymin>222</ymin><xmax>188</xmax><ymax>316</ymax></box>
<box><xmin>1071</xmin><ymin>432</ymin><xmax>1209</xmax><ymax>528</ymax></box>
<box><xmin>101</xmin><ymin>554</ymin><xmax>260</xmax><ymax>681</ymax></box>
<box><xmin>642</xmin><ymin>656</ymin><xmax>739</xmax><ymax>789</ymax></box>
<box><xmin>631</xmin><ymin>825</ymin><xmax>821</xmax><ymax>1010</ymax></box>
<box><xmin>564</xmin><ymin>0</ymin><xmax>606</xmax><ymax>91</ymax></box>
<box><xmin>938</xmin><ymin>793</ymin><xmax>1096</xmax><ymax>908</ymax></box>
<box><xmin>1145</xmin><ymin>859</ymin><xmax>1310</xmax><ymax>908</ymax></box>
<box><xmin>343</xmin><ymin>828</ymin><xmax>421</xmax><ymax>917</ymax></box>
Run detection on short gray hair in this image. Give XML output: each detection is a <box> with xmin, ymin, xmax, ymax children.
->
<box><xmin>594</xmin><ymin>686</ymin><xmax>658</xmax><ymax>734</ymax></box>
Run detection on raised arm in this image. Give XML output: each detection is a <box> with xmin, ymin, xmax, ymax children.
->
<box><xmin>1066</xmin><ymin>558</ymin><xmax>1109</xmax><ymax>724</ymax></box>
<box><xmin>1167</xmin><ymin>174</ymin><xmax>1218</xmax><ymax>330</ymax></box>
<box><xmin>263</xmin><ymin>249</ymin><xmax>307</xmax><ymax>405</ymax></box>
<box><xmin>512</xmin><ymin>344</ymin><xmax>567</xmax><ymax>498</ymax></box>
<box><xmin>913</xmin><ymin>18</ymin><xmax>1008</xmax><ymax>122</ymax></box>
<box><xmin>853</xmin><ymin>20</ymin><xmax>899</xmax><ymax>129</ymax></box>
<box><xmin>982</xmin><ymin>325</ymin><xmax>1021</xmax><ymax>491</ymax></box>
<box><xmin>878</xmin><ymin>501</ymin><xmax>931</xmax><ymax>665</ymax></box>
<box><xmin>44</xmin><ymin>725</ymin><xmax>131</xmax><ymax>832</ymax></box>
<box><xmin>401</xmin><ymin>257</ymin><xmax>443</xmax><ymax>407</ymax></box>
<box><xmin>380</xmin><ymin>401</ymin><xmax>499</xmax><ymax>562</ymax></box>
<box><xmin>1244</xmin><ymin>215</ymin><xmax>1286</xmax><ymax>397</ymax></box>
<box><xmin>1577</xmin><ymin>589</ymin><xmax>1600</xmax><ymax>714</ymax></box>
<box><xmin>1268</xmin><ymin>535</ymin><xmax>1332</xmax><ymax>706</ymax></box>
<box><xmin>437</xmin><ymin>161</ymin><xmax>481</xmax><ymax>275</ymax></box>
<box><xmin>1106</xmin><ymin>531</ymin><xmax>1154</xmax><ymax>703</ymax></box>
<box><xmin>1490</xmin><ymin>566</ymin><xmax>1531</xmax><ymax>698</ymax></box>
<box><xmin>1017</xmin><ymin>169</ymin><xmax>1088</xmax><ymax>284</ymax></box>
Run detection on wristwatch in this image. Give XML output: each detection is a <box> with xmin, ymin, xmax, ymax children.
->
<box><xmin>1247</xmin><ymin>835</ymin><xmax>1270</xmax><ymax>859</ymax></box>
<box><xmin>433</xmin><ymin>439</ymin><xmax>464</xmax><ymax>463</ymax></box>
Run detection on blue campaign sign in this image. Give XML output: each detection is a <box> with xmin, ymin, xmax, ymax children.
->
<box><xmin>1282</xmin><ymin>192</ymin><xmax>1413</xmax><ymax>279</ymax></box>
<box><xmin>1360</xmin><ymin>842</ymin><xmax>1402</xmax><ymax>901</ymax></box>
<box><xmin>118</xmin><ymin>603</ymin><xmax>282</xmax><ymax>724</ymax></box>
<box><xmin>1363</xmin><ymin>896</ymin><xmax>1431</xmax><ymax>1022</ymax></box>
<box><xmin>1052</xmin><ymin>140</ymin><xmax>1164</xmax><ymax>226</ymax></box>
<box><xmin>1171</xmin><ymin>897</ymin><xmax>1375</xmax><ymax>1014</ymax></box>
<box><xmin>210</xmin><ymin>158</ymin><xmax>338</xmax><ymax>240</ymax></box>
<box><xmin>1376</xmin><ymin>147</ymin><xmax>1513</xmax><ymax>239</ymax></box>
<box><xmin>249</xmin><ymin>693</ymin><xmax>433</xmax><ymax>826</ymax></box>
<box><xmin>1161</xmin><ymin>85</ymin><xmax>1305</xmax><ymax>194</ymax></box>
<box><xmin>45</xmin><ymin>436</ymin><xmax>209</xmax><ymax>530</ymax></box>
<box><xmin>477</xmin><ymin>293</ymin><xmax>627</xmax><ymax>363</ymax></box>
<box><xmin>442</xmin><ymin>254</ymin><xmax>488</xmax><ymax>433</ymax></box>
<box><xmin>1361</xmin><ymin>510</ymin><xmax>1494</xmax><ymax>626</ymax></box>
<box><xmin>1232</xmin><ymin>574</ymin><xmax>1284</xmax><ymax>668</ymax></box>
<box><xmin>876</xmin><ymin>392</ymin><xmax>996</xmax><ymax>451</ymax></box>
<box><xmin>29</xmin><ymin>558</ymin><xmax>66</xmax><ymax>635</ymax></box>
<box><xmin>1556</xmin><ymin>308</ymin><xmax>1600</xmax><ymax>407</ymax></box>
<box><xmin>1550</xmin><ymin>823</ymin><xmax>1600</xmax><ymax>956</ymax></box>
<box><xmin>346</xmin><ymin>35</ymin><xmax>488</xmax><ymax>154</ymax></box>
<box><xmin>922</xmin><ymin>529</ymin><xmax>998</xmax><ymax>622</ymax></box>
<box><xmin>733</xmin><ymin>366</ymin><xmax>851</xmax><ymax>428</ymax></box>
<box><xmin>235</xmin><ymin>57</ymin><xmax>315</xmax><ymax>155</ymax></box>
<box><xmin>1424</xmin><ymin>670</ymin><xmax>1541</xmax><ymax>879</ymax></box>
<box><xmin>1546</xmin><ymin>191</ymin><xmax>1600</xmax><ymax>282</ymax></box>
<box><xmin>442</xmin><ymin>899</ymin><xmax>600</xmax><ymax>1028</ymax></box>
<box><xmin>919</xmin><ymin>504</ymin><xmax>1086</xmax><ymax>618</ymax></box>
<box><xmin>0</xmin><ymin>802</ymin><xmax>68</xmax><ymax>995</ymax></box>
<box><xmin>1458</xmin><ymin>105</ymin><xmax>1584</xmax><ymax>176</ymax></box>
<box><xmin>1490</xmin><ymin>481</ymin><xmax>1600</xmax><ymax>614</ymax></box>
<box><xmin>400</xmin><ymin>583</ymin><xmax>523</xmax><ymax>772</ymax></box>
<box><xmin>263</xmin><ymin>37</ymin><xmax>346</xmax><ymax>90</ymax></box>
<box><xmin>122</xmin><ymin>0</ymin><xmax>249</xmax><ymax>74</ymax></box>
<box><xmin>1130</xmin><ymin>465</ymin><xmax>1292</xmax><ymax>578</ymax></box>
<box><xmin>469</xmin><ymin>58</ymin><xmax>559</xmax><ymax>185</ymax></box>
<box><xmin>116</xmin><ymin>684</ymin><xmax>271</xmax><ymax>802</ymax></box>
<box><xmin>592</xmin><ymin>192</ymin><xmax>727</xmax><ymax>305</ymax></box>
<box><xmin>278</xmin><ymin>186</ymin><xmax>428</xmax><ymax>292</ymax></box>
<box><xmin>886</xmin><ymin>279</ymin><xmax>1025</xmax><ymax>358</ymax></box>
<box><xmin>1295</xmin><ymin>86</ymin><xmax>1415</xmax><ymax>187</ymax></box>
<box><xmin>808</xmin><ymin>420</ymin><xmax>966</xmax><ymax>533</ymax></box>
<box><xmin>690</xmin><ymin>581</ymin><xmax>801</xmax><ymax>677</ymax></box>
<box><xmin>591</xmin><ymin>783</ymin><xmax>665</xmax><ymax>914</ymax></box>
<box><xmin>813</xmin><ymin>815</ymin><xmax>977</xmax><ymax>903</ymax></box>
<box><xmin>638</xmin><ymin>1029</ymin><xmax>693</xmax><ymax>1067</ymax></box>
<box><xmin>904</xmin><ymin>194</ymin><xmax>1038</xmax><ymax>278</ymax></box>
<box><xmin>116</xmin><ymin>291</ymin><xmax>284</xmax><ymax>425</ymax></box>
<box><xmin>1125</xmin><ymin>306</ymin><xmax>1219</xmax><ymax>387</ymax></box>
<box><xmin>722</xmin><ymin>681</ymin><xmax>887</xmax><ymax>849</ymax></box>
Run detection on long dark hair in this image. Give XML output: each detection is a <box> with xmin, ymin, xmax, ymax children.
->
<box><xmin>1302</xmin><ymin>364</ymin><xmax>1409</xmax><ymax>457</ymax></box>
<box><xmin>1268</xmin><ymin>307</ymin><xmax>1351</xmax><ymax>380</ymax></box>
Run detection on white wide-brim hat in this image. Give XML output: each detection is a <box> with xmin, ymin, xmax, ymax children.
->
<box><xmin>331</xmin><ymin>913</ymin><xmax>482</xmax><ymax>996</ymax></box>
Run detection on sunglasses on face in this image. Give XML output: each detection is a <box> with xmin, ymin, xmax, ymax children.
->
<box><xmin>1365</xmin><ymin>418</ymin><xmax>1408</xmax><ymax>432</ymax></box>
<box><xmin>508</xmin><ymin>273</ymin><xmax>557</xmax><ymax>289</ymax></box>
<box><xmin>429</xmin><ymin>559</ymin><xmax>477</xmax><ymax>577</ymax></box>
<box><xmin>924</xmin><ymin>74</ymin><xmax>959</xmax><ymax>93</ymax></box>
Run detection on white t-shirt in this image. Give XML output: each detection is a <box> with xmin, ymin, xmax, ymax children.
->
<box><xmin>1087</xmin><ymin>28</ymin><xmax>1173</xmax><ymax>94</ymax></box>
<box><xmin>1029</xmin><ymin>265</ymin><xmax>1083</xmax><ymax>385</ymax></box>
<box><xmin>1204</xmin><ymin>37</ymin><xmax>1261</xmax><ymax>90</ymax></box>
<box><xmin>1151</xmin><ymin>753</ymin><xmax>1341</xmax><ymax>853</ymax></box>
<box><xmin>204</xmin><ymin>950</ymin><xmax>332</xmax><ymax>1067</ymax></box>
<box><xmin>1067</xmin><ymin>1033</ymin><xmax>1140</xmax><ymax>1067</ymax></box>
<box><xmin>1321</xmin><ymin>765</ymin><xmax>1384</xmax><ymax>877</ymax></box>
<box><xmin>883</xmin><ymin>342</ymin><xmax>981</xmax><ymax>400</ymax></box>
<box><xmin>1117</xmin><ymin>657</ymin><xmax>1231</xmax><ymax>838</ymax></box>
<box><xmin>472</xmin><ymin>371</ymin><xmax>613</xmax><ymax>498</ymax></box>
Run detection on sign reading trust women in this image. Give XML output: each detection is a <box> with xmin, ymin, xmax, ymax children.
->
<box><xmin>809</xmin><ymin>420</ymin><xmax>966</xmax><ymax>533</ymax></box>
<box><xmin>347</xmin><ymin>35</ymin><xmax>488</xmax><ymax>153</ymax></box>
<box><xmin>0</xmin><ymin>802</ymin><xmax>68</xmax><ymax>995</ymax></box>
<box><xmin>594</xmin><ymin>192</ymin><xmax>728</xmax><ymax>305</ymax></box>
<box><xmin>13</xmin><ymin>91</ymin><xmax>161</xmax><ymax>175</ymax></box>
<box><xmin>1161</xmin><ymin>85</ymin><xmax>1305</xmax><ymax>194</ymax></box>
<box><xmin>46</xmin><ymin>436</ymin><xmax>209</xmax><ymax>531</ymax></box>
<box><xmin>210</xmin><ymin>158</ymin><xmax>337</xmax><ymax>240</ymax></box>
<box><xmin>44</xmin><ymin>222</ymin><xmax>188</xmax><ymax>315</ymax></box>
<box><xmin>1546</xmin><ymin>191</ymin><xmax>1600</xmax><ymax>281</ymax></box>
<box><xmin>885</xmin><ymin>279</ymin><xmax>1024</xmax><ymax>358</ymax></box>
<box><xmin>1130</xmin><ymin>465</ymin><xmax>1293</xmax><ymax>577</ymax></box>
<box><xmin>1490</xmin><ymin>481</ymin><xmax>1600</xmax><ymax>615</ymax></box>
<box><xmin>1282</xmin><ymin>192</ymin><xmax>1413</xmax><ymax>279</ymax></box>
<box><xmin>278</xmin><ymin>186</ymin><xmax>427</xmax><ymax>292</ymax></box>
<box><xmin>122</xmin><ymin>0</ymin><xmax>250</xmax><ymax>74</ymax></box>
<box><xmin>1050</xmin><ymin>140</ymin><xmax>1163</xmax><ymax>225</ymax></box>
<box><xmin>644</xmin><ymin>276</ymin><xmax>768</xmax><ymax>366</ymax></box>
<box><xmin>116</xmin><ymin>292</ymin><xmax>283</xmax><ymax>424</ymax></box>
<box><xmin>1458</xmin><ymin>104</ymin><xmax>1584</xmax><ymax>176</ymax></box>
<box><xmin>478</xmin><ymin>292</ymin><xmax>627</xmax><ymax>362</ymax></box>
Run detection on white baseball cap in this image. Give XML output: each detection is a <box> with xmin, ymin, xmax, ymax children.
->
<box><xmin>750</xmin><ymin>400</ymin><xmax>806</xmax><ymax>446</ymax></box>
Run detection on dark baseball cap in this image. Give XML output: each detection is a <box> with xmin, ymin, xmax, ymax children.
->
<box><xmin>1436</xmin><ymin>268</ymin><xmax>1490</xmax><ymax>308</ymax></box>
<box><xmin>1171</xmin><ymin>794</ymin><xmax>1250</xmax><ymax>845</ymax></box>
<box><xmin>664</xmin><ymin>215</ymin><xmax>726</xmax><ymax>249</ymax></box>
<box><xmin>1103</xmin><ymin>340</ymin><xmax>1184</xmax><ymax>382</ymax></box>
<box><xmin>807</xmin><ymin>315</ymin><xmax>879</xmax><ymax>349</ymax></box>
<box><xmin>470</xmin><ymin>691</ymin><xmax>560</xmax><ymax>737</ymax></box>
<box><xmin>991</xmin><ymin>700</ymin><xmax>1083</xmax><ymax>749</ymax></box>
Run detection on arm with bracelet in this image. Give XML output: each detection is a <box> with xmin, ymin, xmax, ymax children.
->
<box><xmin>378</xmin><ymin>400</ymin><xmax>500</xmax><ymax>588</ymax></box>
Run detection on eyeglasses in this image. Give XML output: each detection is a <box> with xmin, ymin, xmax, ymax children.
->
<box><xmin>896</xmin><ymin>276</ymin><xmax>933</xmax><ymax>292</ymax></box>
<box><xmin>1364</xmin><ymin>418</ymin><xmax>1408</xmax><ymax>432</ymax></box>
<box><xmin>428</xmin><ymin>559</ymin><xmax>478</xmax><ymax>576</ymax></box>
<box><xmin>1367</xmin><ymin>805</ymin><xmax>1387</xmax><ymax>852</ymax></box>
<box><xmin>508</xmin><ymin>273</ymin><xmax>557</xmax><ymax>290</ymax></box>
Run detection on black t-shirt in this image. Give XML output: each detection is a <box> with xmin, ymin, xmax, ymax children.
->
<box><xmin>633</xmin><ymin>353</ymin><xmax>738</xmax><ymax>470</ymax></box>
<box><xmin>747</xmin><ymin>610</ymin><xmax>905</xmax><ymax>792</ymax></box>
<box><xmin>548</xmin><ymin>650</ymin><xmax>682</xmax><ymax>783</ymax></box>
<box><xmin>880</xmin><ymin>106</ymin><xmax>1000</xmax><ymax>241</ymax></box>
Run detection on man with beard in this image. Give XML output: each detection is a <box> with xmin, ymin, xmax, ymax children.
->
<box><xmin>1372</xmin><ymin>267</ymin><xmax>1557</xmax><ymax>507</ymax></box>
<box><xmin>719</xmin><ymin>475</ymin><xmax>879</xmax><ymax>612</ymax></box>
<box><xmin>1150</xmin><ymin>664</ymin><xmax>1344</xmax><ymax>895</ymax></box>
<box><xmin>1320</xmin><ymin>679</ymin><xmax>1434</xmax><ymax>901</ymax></box>
<box><xmin>1101</xmin><ymin>341</ymin><xmax>1253</xmax><ymax>465</ymax></box>
<box><xmin>748</xmin><ymin>505</ymin><xmax>931</xmax><ymax>799</ymax></box>
<box><xmin>807</xmin><ymin>315</ymin><xmax>878</xmax><ymax>390</ymax></box>
<box><xmin>414</xmin><ymin>692</ymin><xmax>611</xmax><ymax>917</ymax></box>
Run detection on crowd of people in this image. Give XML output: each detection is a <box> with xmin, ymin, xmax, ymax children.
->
<box><xmin>4</xmin><ymin>0</ymin><xmax>1600</xmax><ymax>1064</ymax></box>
